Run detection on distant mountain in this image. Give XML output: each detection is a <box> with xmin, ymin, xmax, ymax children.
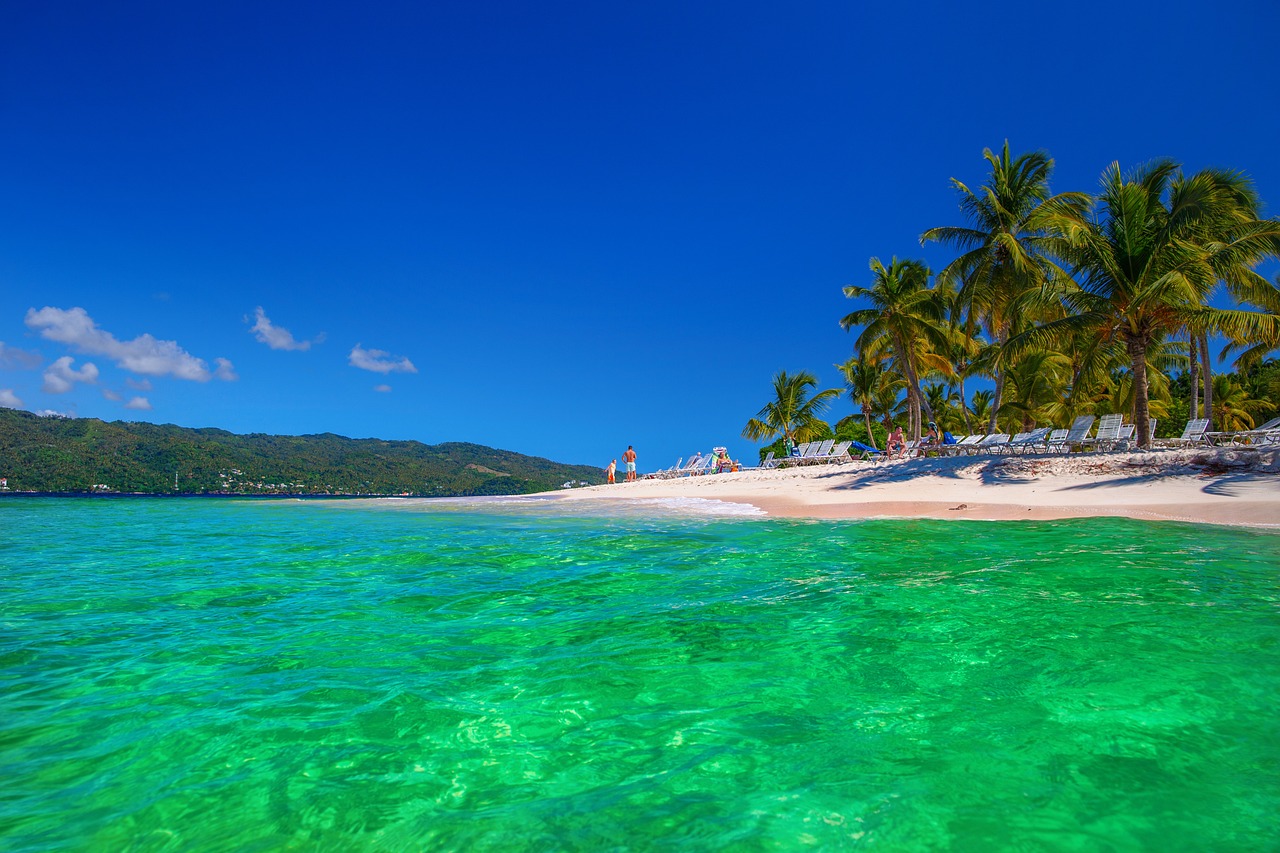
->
<box><xmin>0</xmin><ymin>408</ymin><xmax>603</xmax><ymax>495</ymax></box>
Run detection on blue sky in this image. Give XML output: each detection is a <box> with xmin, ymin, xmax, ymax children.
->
<box><xmin>3</xmin><ymin>2</ymin><xmax>1279</xmax><ymax>472</ymax></box>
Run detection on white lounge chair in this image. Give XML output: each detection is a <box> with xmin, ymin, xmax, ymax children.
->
<box><xmin>1161</xmin><ymin>418</ymin><xmax>1210</xmax><ymax>448</ymax></box>
<box><xmin>648</xmin><ymin>457</ymin><xmax>681</xmax><ymax>479</ymax></box>
<box><xmin>1051</xmin><ymin>415</ymin><xmax>1097</xmax><ymax>453</ymax></box>
<box><xmin>1000</xmin><ymin>427</ymin><xmax>1051</xmax><ymax>455</ymax></box>
<box><xmin>969</xmin><ymin>433</ymin><xmax>1010</xmax><ymax>454</ymax></box>
<box><xmin>683</xmin><ymin>454</ymin><xmax>716</xmax><ymax>476</ymax></box>
<box><xmin>941</xmin><ymin>434</ymin><xmax>984</xmax><ymax>456</ymax></box>
<box><xmin>821</xmin><ymin>440</ymin><xmax>854</xmax><ymax>464</ymax></box>
<box><xmin>1081</xmin><ymin>414</ymin><xmax>1124</xmax><ymax>452</ymax></box>
<box><xmin>1206</xmin><ymin>416</ymin><xmax>1280</xmax><ymax>447</ymax></box>
<box><xmin>801</xmin><ymin>439</ymin><xmax>835</xmax><ymax>465</ymax></box>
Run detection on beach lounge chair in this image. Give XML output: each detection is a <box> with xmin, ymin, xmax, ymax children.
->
<box><xmin>683</xmin><ymin>454</ymin><xmax>716</xmax><ymax>476</ymax></box>
<box><xmin>999</xmin><ymin>427</ymin><xmax>1051</xmax><ymax>455</ymax></box>
<box><xmin>968</xmin><ymin>433</ymin><xmax>1010</xmax><ymax>455</ymax></box>
<box><xmin>1206</xmin><ymin>416</ymin><xmax>1280</xmax><ymax>447</ymax></box>
<box><xmin>1116</xmin><ymin>419</ymin><xmax>1157</xmax><ymax>447</ymax></box>
<box><xmin>801</xmin><ymin>439</ymin><xmax>835</xmax><ymax>465</ymax></box>
<box><xmin>757</xmin><ymin>451</ymin><xmax>777</xmax><ymax>470</ymax></box>
<box><xmin>941</xmin><ymin>434</ymin><xmax>984</xmax><ymax>456</ymax></box>
<box><xmin>886</xmin><ymin>439</ymin><xmax>920</xmax><ymax>460</ymax></box>
<box><xmin>784</xmin><ymin>442</ymin><xmax>822</xmax><ymax>465</ymax></box>
<box><xmin>1161</xmin><ymin>417</ymin><xmax>1210</xmax><ymax>448</ymax></box>
<box><xmin>648</xmin><ymin>457</ymin><xmax>681</xmax><ymax>479</ymax></box>
<box><xmin>1044</xmin><ymin>429</ymin><xmax>1068</xmax><ymax>452</ymax></box>
<box><xmin>1081</xmin><ymin>414</ymin><xmax>1124</xmax><ymax>452</ymax></box>
<box><xmin>848</xmin><ymin>440</ymin><xmax>884</xmax><ymax>461</ymax></box>
<box><xmin>663</xmin><ymin>456</ymin><xmax>702</xmax><ymax>478</ymax></box>
<box><xmin>822</xmin><ymin>440</ymin><xmax>853</xmax><ymax>464</ymax></box>
<box><xmin>1051</xmin><ymin>415</ymin><xmax>1096</xmax><ymax>453</ymax></box>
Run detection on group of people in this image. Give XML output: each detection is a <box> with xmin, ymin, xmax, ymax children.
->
<box><xmin>885</xmin><ymin>421</ymin><xmax>956</xmax><ymax>458</ymax></box>
<box><xmin>605</xmin><ymin>445</ymin><xmax>637</xmax><ymax>484</ymax></box>
<box><xmin>605</xmin><ymin>445</ymin><xmax>741</xmax><ymax>482</ymax></box>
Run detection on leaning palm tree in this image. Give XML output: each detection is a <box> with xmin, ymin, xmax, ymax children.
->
<box><xmin>840</xmin><ymin>257</ymin><xmax>950</xmax><ymax>441</ymax></box>
<box><xmin>921</xmin><ymin>142</ymin><xmax>1090</xmax><ymax>432</ymax></box>
<box><xmin>835</xmin><ymin>356</ymin><xmax>887</xmax><ymax>450</ymax></box>
<box><xmin>742</xmin><ymin>369</ymin><xmax>841</xmax><ymax>451</ymax></box>
<box><xmin>1016</xmin><ymin>160</ymin><xmax>1280</xmax><ymax>447</ymax></box>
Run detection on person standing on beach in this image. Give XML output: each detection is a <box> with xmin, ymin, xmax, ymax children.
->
<box><xmin>624</xmin><ymin>445</ymin><xmax>637</xmax><ymax>482</ymax></box>
<box><xmin>606</xmin><ymin>459</ymin><xmax>616</xmax><ymax>484</ymax></box>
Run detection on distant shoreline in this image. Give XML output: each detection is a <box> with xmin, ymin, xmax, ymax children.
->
<box><xmin>0</xmin><ymin>492</ymin><xmax>436</xmax><ymax>500</ymax></box>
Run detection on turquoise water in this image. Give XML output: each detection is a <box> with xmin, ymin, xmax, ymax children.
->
<box><xmin>2</xmin><ymin>497</ymin><xmax>1279</xmax><ymax>851</ymax></box>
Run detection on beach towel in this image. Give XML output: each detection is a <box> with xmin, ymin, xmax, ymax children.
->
<box><xmin>849</xmin><ymin>441</ymin><xmax>881</xmax><ymax>455</ymax></box>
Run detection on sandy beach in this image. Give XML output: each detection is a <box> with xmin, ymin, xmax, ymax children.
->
<box><xmin>557</xmin><ymin>447</ymin><xmax>1280</xmax><ymax>527</ymax></box>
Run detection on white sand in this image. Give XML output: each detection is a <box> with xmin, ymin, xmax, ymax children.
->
<box><xmin>556</xmin><ymin>447</ymin><xmax>1280</xmax><ymax>528</ymax></box>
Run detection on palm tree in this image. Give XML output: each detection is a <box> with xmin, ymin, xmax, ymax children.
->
<box><xmin>921</xmin><ymin>143</ymin><xmax>1090</xmax><ymax>433</ymax></box>
<box><xmin>840</xmin><ymin>257</ymin><xmax>950</xmax><ymax>441</ymax></box>
<box><xmin>1211</xmin><ymin>375</ymin><xmax>1274</xmax><ymax>432</ymax></box>
<box><xmin>1017</xmin><ymin>160</ymin><xmax>1280</xmax><ymax>447</ymax></box>
<box><xmin>836</xmin><ymin>357</ymin><xmax>885</xmax><ymax>450</ymax></box>
<box><xmin>922</xmin><ymin>381</ymin><xmax>960</xmax><ymax>431</ymax></box>
<box><xmin>997</xmin><ymin>349</ymin><xmax>1072</xmax><ymax>431</ymax></box>
<box><xmin>742</xmin><ymin>370</ymin><xmax>841</xmax><ymax>451</ymax></box>
<box><xmin>969</xmin><ymin>389</ymin><xmax>995</xmax><ymax>428</ymax></box>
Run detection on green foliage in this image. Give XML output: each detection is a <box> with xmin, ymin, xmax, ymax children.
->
<box><xmin>834</xmin><ymin>414</ymin><xmax>886</xmax><ymax>448</ymax></box>
<box><xmin>0</xmin><ymin>409</ymin><xmax>603</xmax><ymax>495</ymax></box>
<box><xmin>743</xmin><ymin>370</ymin><xmax>840</xmax><ymax>446</ymax></box>
<box><xmin>758</xmin><ymin>421</ymin><xmax>834</xmax><ymax>465</ymax></box>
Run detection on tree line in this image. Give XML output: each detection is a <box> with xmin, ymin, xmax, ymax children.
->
<box><xmin>746</xmin><ymin>144</ymin><xmax>1280</xmax><ymax>453</ymax></box>
<box><xmin>0</xmin><ymin>408</ymin><xmax>603</xmax><ymax>495</ymax></box>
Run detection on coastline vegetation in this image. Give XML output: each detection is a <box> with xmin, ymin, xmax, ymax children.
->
<box><xmin>0</xmin><ymin>408</ymin><xmax>602</xmax><ymax>495</ymax></box>
<box><xmin>748</xmin><ymin>144</ymin><xmax>1280</xmax><ymax>457</ymax></box>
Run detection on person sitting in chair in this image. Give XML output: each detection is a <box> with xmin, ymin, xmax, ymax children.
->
<box><xmin>918</xmin><ymin>422</ymin><xmax>940</xmax><ymax>456</ymax></box>
<box><xmin>886</xmin><ymin>425</ymin><xmax>906</xmax><ymax>458</ymax></box>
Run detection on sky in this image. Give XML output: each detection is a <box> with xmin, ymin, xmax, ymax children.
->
<box><xmin>3</xmin><ymin>2</ymin><xmax>1279</xmax><ymax>472</ymax></box>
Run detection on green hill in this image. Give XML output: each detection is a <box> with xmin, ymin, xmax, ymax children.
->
<box><xmin>0</xmin><ymin>408</ymin><xmax>602</xmax><ymax>495</ymax></box>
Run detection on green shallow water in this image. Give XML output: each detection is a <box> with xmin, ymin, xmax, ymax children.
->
<box><xmin>2</xmin><ymin>497</ymin><xmax>1279</xmax><ymax>851</ymax></box>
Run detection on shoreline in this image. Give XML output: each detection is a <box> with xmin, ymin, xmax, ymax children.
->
<box><xmin>552</xmin><ymin>447</ymin><xmax>1280</xmax><ymax>529</ymax></box>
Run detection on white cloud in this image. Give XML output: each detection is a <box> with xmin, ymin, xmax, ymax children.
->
<box><xmin>24</xmin><ymin>306</ymin><xmax>233</xmax><ymax>381</ymax></box>
<box><xmin>0</xmin><ymin>342</ymin><xmax>42</xmax><ymax>370</ymax></box>
<box><xmin>0</xmin><ymin>389</ymin><xmax>23</xmax><ymax>408</ymax></box>
<box><xmin>214</xmin><ymin>358</ymin><xmax>238</xmax><ymax>381</ymax></box>
<box><xmin>373</xmin><ymin>384</ymin><xmax>392</xmax><ymax>392</ymax></box>
<box><xmin>102</xmin><ymin>388</ymin><xmax>122</xmax><ymax>401</ymax></box>
<box><xmin>36</xmin><ymin>409</ymin><xmax>71</xmax><ymax>418</ymax></box>
<box><xmin>249</xmin><ymin>307</ymin><xmax>316</xmax><ymax>351</ymax></box>
<box><xmin>126</xmin><ymin>377</ymin><xmax>152</xmax><ymax>391</ymax></box>
<box><xmin>42</xmin><ymin>356</ymin><xmax>99</xmax><ymax>394</ymax></box>
<box><xmin>349</xmin><ymin>343</ymin><xmax>417</xmax><ymax>375</ymax></box>
<box><xmin>124</xmin><ymin>396</ymin><xmax>152</xmax><ymax>410</ymax></box>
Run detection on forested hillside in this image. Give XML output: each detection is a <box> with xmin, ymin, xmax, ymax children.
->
<box><xmin>0</xmin><ymin>409</ymin><xmax>602</xmax><ymax>495</ymax></box>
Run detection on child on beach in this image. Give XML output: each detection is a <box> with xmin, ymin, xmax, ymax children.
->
<box><xmin>606</xmin><ymin>459</ymin><xmax>616</xmax><ymax>484</ymax></box>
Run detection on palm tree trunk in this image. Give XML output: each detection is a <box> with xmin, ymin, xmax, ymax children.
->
<box><xmin>958</xmin><ymin>376</ymin><xmax>972</xmax><ymax>434</ymax></box>
<box><xmin>988</xmin><ymin>371</ymin><xmax>1005</xmax><ymax>433</ymax></box>
<box><xmin>1188</xmin><ymin>336</ymin><xmax>1200</xmax><ymax>420</ymax></box>
<box><xmin>894</xmin><ymin>334</ymin><xmax>926</xmax><ymax>442</ymax></box>
<box><xmin>862</xmin><ymin>408</ymin><xmax>878</xmax><ymax>451</ymax></box>
<box><xmin>1127</xmin><ymin>336</ymin><xmax>1152</xmax><ymax>449</ymax></box>
<box><xmin>1199</xmin><ymin>333</ymin><xmax>1213</xmax><ymax>429</ymax></box>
